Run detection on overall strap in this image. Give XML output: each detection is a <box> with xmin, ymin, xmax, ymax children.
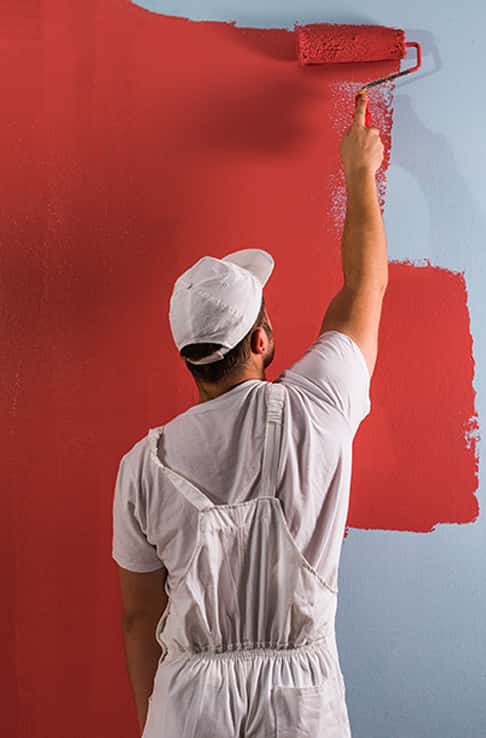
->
<box><xmin>260</xmin><ymin>381</ymin><xmax>286</xmax><ymax>498</ymax></box>
<box><xmin>148</xmin><ymin>426</ymin><xmax>212</xmax><ymax>511</ymax></box>
<box><xmin>148</xmin><ymin>381</ymin><xmax>286</xmax><ymax>511</ymax></box>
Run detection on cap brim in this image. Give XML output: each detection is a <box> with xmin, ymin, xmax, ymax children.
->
<box><xmin>222</xmin><ymin>248</ymin><xmax>274</xmax><ymax>287</ymax></box>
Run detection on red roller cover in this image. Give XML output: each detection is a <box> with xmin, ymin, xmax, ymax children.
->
<box><xmin>297</xmin><ymin>23</ymin><xmax>406</xmax><ymax>65</ymax></box>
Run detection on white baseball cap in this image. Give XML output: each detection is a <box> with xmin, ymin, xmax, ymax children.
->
<box><xmin>169</xmin><ymin>248</ymin><xmax>274</xmax><ymax>365</ymax></box>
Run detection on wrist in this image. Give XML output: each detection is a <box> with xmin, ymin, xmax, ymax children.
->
<box><xmin>344</xmin><ymin>169</ymin><xmax>379</xmax><ymax>206</ymax></box>
<box><xmin>344</xmin><ymin>165</ymin><xmax>377</xmax><ymax>187</ymax></box>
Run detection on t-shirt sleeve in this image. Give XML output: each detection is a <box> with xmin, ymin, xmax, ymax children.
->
<box><xmin>112</xmin><ymin>454</ymin><xmax>164</xmax><ymax>572</ymax></box>
<box><xmin>279</xmin><ymin>330</ymin><xmax>371</xmax><ymax>435</ymax></box>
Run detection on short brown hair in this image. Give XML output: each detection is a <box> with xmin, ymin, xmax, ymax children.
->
<box><xmin>180</xmin><ymin>295</ymin><xmax>269</xmax><ymax>384</ymax></box>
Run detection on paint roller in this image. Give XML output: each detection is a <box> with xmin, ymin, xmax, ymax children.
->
<box><xmin>296</xmin><ymin>24</ymin><xmax>422</xmax><ymax>125</ymax></box>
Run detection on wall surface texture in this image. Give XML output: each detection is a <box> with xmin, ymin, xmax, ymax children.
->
<box><xmin>4</xmin><ymin>2</ymin><xmax>484</xmax><ymax>737</ymax></box>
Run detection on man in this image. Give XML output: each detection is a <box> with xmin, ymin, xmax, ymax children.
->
<box><xmin>112</xmin><ymin>91</ymin><xmax>387</xmax><ymax>737</ymax></box>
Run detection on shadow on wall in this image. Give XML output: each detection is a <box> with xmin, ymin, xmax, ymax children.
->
<box><xmin>391</xmin><ymin>91</ymin><xmax>485</xmax><ymax>271</ymax></box>
<box><xmin>393</xmin><ymin>29</ymin><xmax>442</xmax><ymax>88</ymax></box>
<box><xmin>332</xmin><ymin>32</ymin><xmax>481</xmax><ymax>531</ymax></box>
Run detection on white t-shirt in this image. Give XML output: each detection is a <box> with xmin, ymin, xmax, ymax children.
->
<box><xmin>112</xmin><ymin>330</ymin><xmax>371</xmax><ymax>593</ymax></box>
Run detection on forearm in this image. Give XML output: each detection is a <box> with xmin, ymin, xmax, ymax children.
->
<box><xmin>122</xmin><ymin>614</ymin><xmax>162</xmax><ymax>734</ymax></box>
<box><xmin>341</xmin><ymin>169</ymin><xmax>388</xmax><ymax>291</ymax></box>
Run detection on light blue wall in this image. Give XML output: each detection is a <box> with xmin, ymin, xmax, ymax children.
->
<box><xmin>132</xmin><ymin>2</ymin><xmax>486</xmax><ymax>735</ymax></box>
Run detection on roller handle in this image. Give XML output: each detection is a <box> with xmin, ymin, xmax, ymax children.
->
<box><xmin>355</xmin><ymin>92</ymin><xmax>371</xmax><ymax>127</ymax></box>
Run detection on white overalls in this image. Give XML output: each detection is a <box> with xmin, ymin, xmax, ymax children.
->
<box><xmin>143</xmin><ymin>381</ymin><xmax>352</xmax><ymax>738</ymax></box>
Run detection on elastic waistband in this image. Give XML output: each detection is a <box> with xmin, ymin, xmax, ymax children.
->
<box><xmin>172</xmin><ymin>635</ymin><xmax>329</xmax><ymax>663</ymax></box>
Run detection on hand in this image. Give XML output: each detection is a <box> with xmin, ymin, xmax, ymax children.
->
<box><xmin>339</xmin><ymin>92</ymin><xmax>384</xmax><ymax>180</ymax></box>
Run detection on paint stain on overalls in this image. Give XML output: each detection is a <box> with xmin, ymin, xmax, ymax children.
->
<box><xmin>144</xmin><ymin>381</ymin><xmax>352</xmax><ymax>737</ymax></box>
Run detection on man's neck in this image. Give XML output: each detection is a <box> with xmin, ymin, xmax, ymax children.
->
<box><xmin>197</xmin><ymin>375</ymin><xmax>264</xmax><ymax>404</ymax></box>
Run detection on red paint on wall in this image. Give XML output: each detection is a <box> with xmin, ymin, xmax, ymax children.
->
<box><xmin>2</xmin><ymin>3</ymin><xmax>479</xmax><ymax>737</ymax></box>
<box><xmin>350</xmin><ymin>261</ymin><xmax>479</xmax><ymax>533</ymax></box>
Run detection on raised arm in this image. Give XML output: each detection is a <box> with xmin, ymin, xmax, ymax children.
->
<box><xmin>320</xmin><ymin>91</ymin><xmax>388</xmax><ymax>377</ymax></box>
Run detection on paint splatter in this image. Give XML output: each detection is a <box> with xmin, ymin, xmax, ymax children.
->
<box><xmin>327</xmin><ymin>79</ymin><xmax>396</xmax><ymax>228</ymax></box>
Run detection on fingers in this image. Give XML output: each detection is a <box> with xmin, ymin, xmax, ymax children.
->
<box><xmin>353</xmin><ymin>91</ymin><xmax>368</xmax><ymax>127</ymax></box>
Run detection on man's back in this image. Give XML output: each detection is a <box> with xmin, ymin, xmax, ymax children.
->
<box><xmin>113</xmin><ymin>354</ymin><xmax>369</xmax><ymax>737</ymax></box>
<box><xmin>113</xmin><ymin>329</ymin><xmax>370</xmax><ymax>598</ymax></box>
